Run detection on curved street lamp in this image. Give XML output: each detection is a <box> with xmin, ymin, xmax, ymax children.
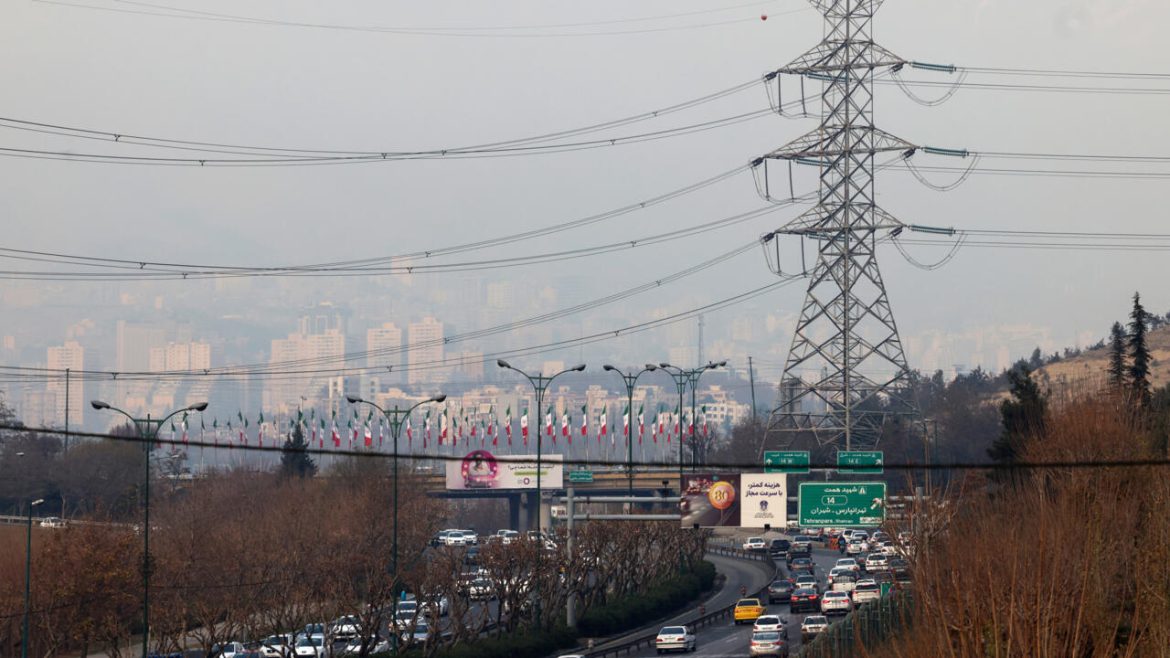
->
<box><xmin>91</xmin><ymin>400</ymin><xmax>207</xmax><ymax>658</ymax></box>
<box><xmin>602</xmin><ymin>364</ymin><xmax>658</xmax><ymax>494</ymax></box>
<box><xmin>21</xmin><ymin>493</ymin><xmax>43</xmax><ymax>658</ymax></box>
<box><xmin>496</xmin><ymin>359</ymin><xmax>585</xmax><ymax>629</ymax></box>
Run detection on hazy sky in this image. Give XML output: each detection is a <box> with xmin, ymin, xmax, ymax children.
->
<box><xmin>3</xmin><ymin>0</ymin><xmax>1169</xmax><ymax>373</ymax></box>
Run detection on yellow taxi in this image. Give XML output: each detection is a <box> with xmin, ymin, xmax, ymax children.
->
<box><xmin>733</xmin><ymin>598</ymin><xmax>765</xmax><ymax>624</ymax></box>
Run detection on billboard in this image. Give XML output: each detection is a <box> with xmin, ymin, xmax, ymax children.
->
<box><xmin>444</xmin><ymin>451</ymin><xmax>564</xmax><ymax>490</ymax></box>
<box><xmin>681</xmin><ymin>473</ymin><xmax>787</xmax><ymax>528</ymax></box>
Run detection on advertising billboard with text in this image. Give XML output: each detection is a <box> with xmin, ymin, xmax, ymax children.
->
<box><xmin>444</xmin><ymin>451</ymin><xmax>564</xmax><ymax>490</ymax></box>
<box><xmin>681</xmin><ymin>473</ymin><xmax>787</xmax><ymax>528</ymax></box>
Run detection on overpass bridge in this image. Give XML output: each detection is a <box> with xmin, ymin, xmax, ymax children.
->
<box><xmin>421</xmin><ymin>468</ymin><xmax>683</xmax><ymax>531</ymax></box>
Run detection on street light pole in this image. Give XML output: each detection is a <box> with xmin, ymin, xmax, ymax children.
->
<box><xmin>683</xmin><ymin>361</ymin><xmax>726</xmax><ymax>470</ymax></box>
<box><xmin>602</xmin><ymin>364</ymin><xmax>657</xmax><ymax>495</ymax></box>
<box><xmin>496</xmin><ymin>360</ymin><xmax>585</xmax><ymax>629</ymax></box>
<box><xmin>92</xmin><ymin>400</ymin><xmax>207</xmax><ymax>658</ymax></box>
<box><xmin>22</xmin><ymin>495</ymin><xmax>43</xmax><ymax>658</ymax></box>
<box><xmin>347</xmin><ymin>393</ymin><xmax>445</xmax><ymax>657</ymax></box>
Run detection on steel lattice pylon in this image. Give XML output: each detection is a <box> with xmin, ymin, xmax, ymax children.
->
<box><xmin>761</xmin><ymin>0</ymin><xmax>918</xmax><ymax>452</ymax></box>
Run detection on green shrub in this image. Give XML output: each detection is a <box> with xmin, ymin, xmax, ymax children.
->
<box><xmin>401</xmin><ymin>624</ymin><xmax>579</xmax><ymax>658</ymax></box>
<box><xmin>576</xmin><ymin>561</ymin><xmax>716</xmax><ymax>636</ymax></box>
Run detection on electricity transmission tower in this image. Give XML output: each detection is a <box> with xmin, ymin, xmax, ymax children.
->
<box><xmin>760</xmin><ymin>0</ymin><xmax>919</xmax><ymax>452</ymax></box>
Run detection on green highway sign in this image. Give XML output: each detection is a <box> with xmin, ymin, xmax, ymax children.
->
<box><xmin>837</xmin><ymin>450</ymin><xmax>884</xmax><ymax>474</ymax></box>
<box><xmin>798</xmin><ymin>482</ymin><xmax>887</xmax><ymax>527</ymax></box>
<box><xmin>764</xmin><ymin>450</ymin><xmax>810</xmax><ymax>474</ymax></box>
<box><xmin>568</xmin><ymin>470</ymin><xmax>594</xmax><ymax>484</ymax></box>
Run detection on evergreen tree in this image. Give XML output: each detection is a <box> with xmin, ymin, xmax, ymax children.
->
<box><xmin>1129</xmin><ymin>292</ymin><xmax>1152</xmax><ymax>407</ymax></box>
<box><xmin>1107</xmin><ymin>321</ymin><xmax>1128</xmax><ymax>392</ymax></box>
<box><xmin>279</xmin><ymin>422</ymin><xmax>317</xmax><ymax>479</ymax></box>
<box><xmin>988</xmin><ymin>365</ymin><xmax>1047</xmax><ymax>477</ymax></box>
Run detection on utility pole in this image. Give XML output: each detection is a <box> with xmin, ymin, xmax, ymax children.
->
<box><xmin>63</xmin><ymin>368</ymin><xmax>70</xmax><ymax>454</ymax></box>
<box><xmin>759</xmin><ymin>0</ymin><xmax>920</xmax><ymax>453</ymax></box>
<box><xmin>747</xmin><ymin>356</ymin><xmax>758</xmax><ymax>423</ymax></box>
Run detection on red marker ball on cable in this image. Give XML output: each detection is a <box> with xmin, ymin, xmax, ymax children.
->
<box><xmin>761</xmin><ymin>14</ymin><xmax>768</xmax><ymax>20</ymax></box>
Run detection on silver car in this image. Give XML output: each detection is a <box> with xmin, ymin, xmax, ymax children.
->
<box><xmin>654</xmin><ymin>625</ymin><xmax>696</xmax><ymax>653</ymax></box>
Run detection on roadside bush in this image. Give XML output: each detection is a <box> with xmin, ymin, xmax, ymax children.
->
<box><xmin>401</xmin><ymin>624</ymin><xmax>578</xmax><ymax>658</ymax></box>
<box><xmin>576</xmin><ymin>561</ymin><xmax>716</xmax><ymax>636</ymax></box>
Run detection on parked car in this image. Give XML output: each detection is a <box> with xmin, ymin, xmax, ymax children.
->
<box><xmin>767</xmin><ymin>579</ymin><xmax>794</xmax><ymax>604</ymax></box>
<box><xmin>734</xmin><ymin>598</ymin><xmax>765</xmax><ymax>624</ymax></box>
<box><xmin>801</xmin><ymin>615</ymin><xmax>830</xmax><ymax>641</ymax></box>
<box><xmin>820</xmin><ymin>590</ymin><xmax>852</xmax><ymax>616</ymax></box>
<box><xmin>753</xmin><ymin>615</ymin><xmax>787</xmax><ymax>637</ymax></box>
<box><xmin>749</xmin><ymin>630</ymin><xmax>787</xmax><ymax>657</ymax></box>
<box><xmin>789</xmin><ymin>588</ymin><xmax>820</xmax><ymax>613</ymax></box>
<box><xmin>654</xmin><ymin>625</ymin><xmax>696</xmax><ymax>654</ymax></box>
<box><xmin>743</xmin><ymin>537</ymin><xmax>767</xmax><ymax>551</ymax></box>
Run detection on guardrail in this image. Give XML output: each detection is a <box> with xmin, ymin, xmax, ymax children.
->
<box><xmin>579</xmin><ymin>547</ymin><xmax>778</xmax><ymax>658</ymax></box>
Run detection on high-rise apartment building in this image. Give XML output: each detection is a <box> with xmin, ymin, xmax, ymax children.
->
<box><xmin>116</xmin><ymin>321</ymin><xmax>165</xmax><ymax>372</ymax></box>
<box><xmin>408</xmin><ymin>316</ymin><xmax>445</xmax><ymax>386</ymax></box>
<box><xmin>149</xmin><ymin>341</ymin><xmax>211</xmax><ymax>372</ymax></box>
<box><xmin>367</xmin><ymin>322</ymin><xmax>403</xmax><ymax>369</ymax></box>
<box><xmin>266</xmin><ymin>329</ymin><xmax>345</xmax><ymax>412</ymax></box>
<box><xmin>46</xmin><ymin>340</ymin><xmax>84</xmax><ymax>426</ymax></box>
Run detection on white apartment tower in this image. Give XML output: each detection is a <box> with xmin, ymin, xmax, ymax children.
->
<box><xmin>408</xmin><ymin>316</ymin><xmax>445</xmax><ymax>386</ymax></box>
<box><xmin>46</xmin><ymin>341</ymin><xmax>84</xmax><ymax>427</ymax></box>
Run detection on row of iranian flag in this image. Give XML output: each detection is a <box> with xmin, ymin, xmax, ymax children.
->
<box><xmin>164</xmin><ymin>404</ymin><xmax>714</xmax><ymax>451</ymax></box>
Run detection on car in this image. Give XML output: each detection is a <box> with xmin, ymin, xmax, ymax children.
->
<box><xmin>38</xmin><ymin>517</ymin><xmax>65</xmax><ymax>529</ymax></box>
<box><xmin>257</xmin><ymin>635</ymin><xmax>292</xmax><ymax>658</ymax></box>
<box><xmin>399</xmin><ymin>621</ymin><xmax>433</xmax><ymax>646</ymax></box>
<box><xmin>865</xmin><ymin>554</ymin><xmax>890</xmax><ymax>572</ymax></box>
<box><xmin>829</xmin><ymin>571</ymin><xmax>857</xmax><ymax>594</ymax></box>
<box><xmin>753</xmin><ymin>615</ymin><xmax>787</xmax><ymax>638</ymax></box>
<box><xmin>801</xmin><ymin>615</ymin><xmax>830</xmax><ymax>641</ymax></box>
<box><xmin>749</xmin><ymin>630</ymin><xmax>788</xmax><ymax>657</ymax></box>
<box><xmin>767</xmin><ymin>579</ymin><xmax>794</xmax><ymax>604</ymax></box>
<box><xmin>820</xmin><ymin>590</ymin><xmax>852</xmax><ymax>616</ymax></box>
<box><xmin>852</xmin><ymin>580</ymin><xmax>881</xmax><ymax>605</ymax></box>
<box><xmin>468</xmin><ymin>578</ymin><xmax>494</xmax><ymax>600</ymax></box>
<box><xmin>794</xmin><ymin>574</ymin><xmax>819</xmax><ymax>593</ymax></box>
<box><xmin>834</xmin><ymin>557</ymin><xmax>860</xmax><ymax>572</ymax></box>
<box><xmin>743</xmin><ymin>537</ymin><xmax>767</xmax><ymax>551</ymax></box>
<box><xmin>733</xmin><ymin>598</ymin><xmax>765</xmax><ymax>624</ymax></box>
<box><xmin>464</xmin><ymin>545</ymin><xmax>481</xmax><ymax>564</ymax></box>
<box><xmin>846</xmin><ymin>540</ymin><xmax>865</xmax><ymax>555</ymax></box>
<box><xmin>292</xmin><ymin>636</ymin><xmax>325</xmax><ymax>658</ymax></box>
<box><xmin>442</xmin><ymin>529</ymin><xmax>467</xmax><ymax>547</ymax></box>
<box><xmin>211</xmin><ymin>642</ymin><xmax>246</xmax><ymax>658</ymax></box>
<box><xmin>791</xmin><ymin>535</ymin><xmax>814</xmax><ymax>552</ymax></box>
<box><xmin>872</xmin><ymin>571</ymin><xmax>895</xmax><ymax>586</ymax></box>
<box><xmin>340</xmin><ymin>637</ymin><xmax>390</xmax><ymax>655</ymax></box>
<box><xmin>499</xmin><ymin>529</ymin><xmax>520</xmax><ymax>544</ymax></box>
<box><xmin>788</xmin><ymin>557</ymin><xmax>815</xmax><ymax>574</ymax></box>
<box><xmin>654</xmin><ymin>625</ymin><xmax>696</xmax><ymax>653</ymax></box>
<box><xmin>788</xmin><ymin>587</ymin><xmax>820</xmax><ymax>613</ymax></box>
<box><xmin>878</xmin><ymin>541</ymin><xmax>899</xmax><ymax>556</ymax></box>
<box><xmin>768</xmin><ymin>538</ymin><xmax>791</xmax><ymax>558</ymax></box>
<box><xmin>459</xmin><ymin>529</ymin><xmax>479</xmax><ymax>545</ymax></box>
<box><xmin>420</xmin><ymin>594</ymin><xmax>449</xmax><ymax>617</ymax></box>
<box><xmin>330</xmin><ymin>615</ymin><xmax>361</xmax><ymax>641</ymax></box>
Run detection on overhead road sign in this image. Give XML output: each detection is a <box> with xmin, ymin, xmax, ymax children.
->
<box><xmin>837</xmin><ymin>450</ymin><xmax>884</xmax><ymax>474</ymax></box>
<box><xmin>798</xmin><ymin>482</ymin><xmax>887</xmax><ymax>527</ymax></box>
<box><xmin>568</xmin><ymin>470</ymin><xmax>594</xmax><ymax>484</ymax></box>
<box><xmin>765</xmin><ymin>450</ymin><xmax>810</xmax><ymax>474</ymax></box>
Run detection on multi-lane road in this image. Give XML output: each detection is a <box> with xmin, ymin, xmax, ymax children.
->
<box><xmin>624</xmin><ymin>546</ymin><xmax>842</xmax><ymax>657</ymax></box>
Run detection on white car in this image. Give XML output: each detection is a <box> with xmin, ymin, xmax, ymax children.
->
<box><xmin>846</xmin><ymin>540</ymin><xmax>866</xmax><ymax>555</ymax></box>
<box><xmin>499</xmin><ymin>529</ymin><xmax>520</xmax><ymax>544</ymax></box>
<box><xmin>835</xmin><ymin>557</ymin><xmax>861</xmax><ymax>573</ymax></box>
<box><xmin>742</xmin><ymin>537</ymin><xmax>767</xmax><ymax>551</ymax></box>
<box><xmin>211</xmin><ymin>642</ymin><xmax>246</xmax><ymax>658</ymax></box>
<box><xmin>820</xmin><ymin>591</ymin><xmax>853</xmax><ymax>616</ymax></box>
<box><xmin>801</xmin><ymin>615</ymin><xmax>829</xmax><ymax>640</ymax></box>
<box><xmin>852</xmin><ymin>579</ymin><xmax>881</xmax><ymax>605</ymax></box>
<box><xmin>864</xmin><ymin>554</ymin><xmax>889</xmax><ymax>572</ymax></box>
<box><xmin>39</xmin><ymin>517</ymin><xmax>65</xmax><ymax>529</ymax></box>
<box><xmin>340</xmin><ymin>637</ymin><xmax>390</xmax><ymax>655</ymax></box>
<box><xmin>292</xmin><ymin>636</ymin><xmax>325</xmax><ymax>658</ymax></box>
<box><xmin>258</xmin><ymin>635</ymin><xmax>293</xmax><ymax>658</ymax></box>
<box><xmin>420</xmin><ymin>594</ymin><xmax>449</xmax><ymax>617</ymax></box>
<box><xmin>330</xmin><ymin>615</ymin><xmax>361</xmax><ymax>641</ymax></box>
<box><xmin>753</xmin><ymin>615</ymin><xmax>788</xmax><ymax>637</ymax></box>
<box><xmin>654</xmin><ymin>625</ymin><xmax>696</xmax><ymax>653</ymax></box>
<box><xmin>829</xmin><ymin>570</ymin><xmax>857</xmax><ymax>594</ymax></box>
<box><xmin>468</xmin><ymin>578</ymin><xmax>494</xmax><ymax>600</ymax></box>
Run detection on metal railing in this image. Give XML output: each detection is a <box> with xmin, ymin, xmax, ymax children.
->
<box><xmin>800</xmin><ymin>589</ymin><xmax>915</xmax><ymax>657</ymax></box>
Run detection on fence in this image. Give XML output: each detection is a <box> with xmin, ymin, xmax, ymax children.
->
<box><xmin>800</xmin><ymin>590</ymin><xmax>915</xmax><ymax>657</ymax></box>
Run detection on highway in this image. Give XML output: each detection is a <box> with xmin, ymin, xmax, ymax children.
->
<box><xmin>623</xmin><ymin>547</ymin><xmax>842</xmax><ymax>658</ymax></box>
